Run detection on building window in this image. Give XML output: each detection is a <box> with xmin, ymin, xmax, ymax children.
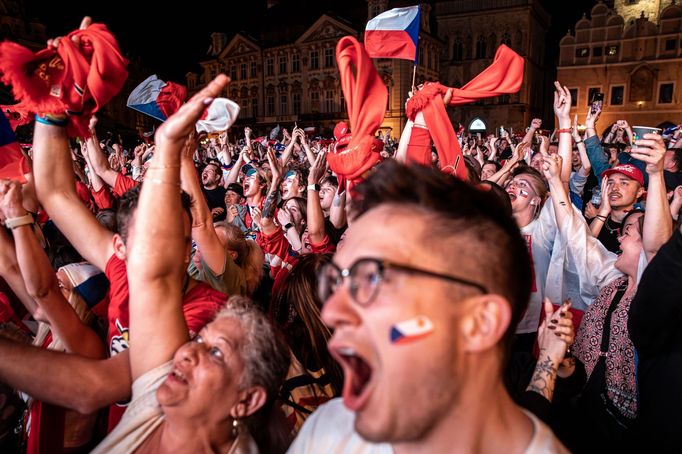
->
<box><xmin>610</xmin><ymin>86</ymin><xmax>624</xmax><ymax>105</ymax></box>
<box><xmin>292</xmin><ymin>53</ymin><xmax>300</xmax><ymax>72</ymax></box>
<box><xmin>607</xmin><ymin>45</ymin><xmax>618</xmax><ymax>56</ymax></box>
<box><xmin>452</xmin><ymin>39</ymin><xmax>463</xmax><ymax>61</ymax></box>
<box><xmin>250</xmin><ymin>61</ymin><xmax>257</xmax><ymax>78</ymax></box>
<box><xmin>325</xmin><ymin>90</ymin><xmax>334</xmax><ymax>112</ymax></box>
<box><xmin>251</xmin><ymin>97</ymin><xmax>258</xmax><ymax>117</ymax></box>
<box><xmin>293</xmin><ymin>92</ymin><xmax>301</xmax><ymax>114</ymax></box>
<box><xmin>576</xmin><ymin>47</ymin><xmax>590</xmax><ymax>58</ymax></box>
<box><xmin>280</xmin><ymin>95</ymin><xmax>288</xmax><ymax>114</ymax></box>
<box><xmin>476</xmin><ymin>35</ymin><xmax>486</xmax><ymax>59</ymax></box>
<box><xmin>310</xmin><ymin>50</ymin><xmax>319</xmax><ymax>70</ymax></box>
<box><xmin>266</xmin><ymin>95</ymin><xmax>275</xmax><ymax>115</ymax></box>
<box><xmin>230</xmin><ymin>65</ymin><xmax>237</xmax><ymax>80</ymax></box>
<box><xmin>266</xmin><ymin>58</ymin><xmax>274</xmax><ymax>76</ymax></box>
<box><xmin>240</xmin><ymin>63</ymin><xmax>247</xmax><ymax>80</ymax></box>
<box><xmin>310</xmin><ymin>91</ymin><xmax>320</xmax><ymax>113</ymax></box>
<box><xmin>593</xmin><ymin>47</ymin><xmax>603</xmax><ymax>57</ymax></box>
<box><xmin>569</xmin><ymin>88</ymin><xmax>578</xmax><ymax>107</ymax></box>
<box><xmin>665</xmin><ymin>39</ymin><xmax>677</xmax><ymax>51</ymax></box>
<box><xmin>279</xmin><ymin>56</ymin><xmax>287</xmax><ymax>74</ymax></box>
<box><xmin>588</xmin><ymin>87</ymin><xmax>601</xmax><ymax>106</ymax></box>
<box><xmin>324</xmin><ymin>48</ymin><xmax>334</xmax><ymax>68</ymax></box>
<box><xmin>659</xmin><ymin>83</ymin><xmax>674</xmax><ymax>103</ymax></box>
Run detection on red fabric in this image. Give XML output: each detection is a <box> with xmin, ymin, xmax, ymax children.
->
<box><xmin>104</xmin><ymin>255</ymin><xmax>228</xmax><ymax>430</ymax></box>
<box><xmin>0</xmin><ymin>105</ymin><xmax>32</xmax><ymax>130</ymax></box>
<box><xmin>404</xmin><ymin>45</ymin><xmax>524</xmax><ymax>179</ymax></box>
<box><xmin>327</xmin><ymin>37</ymin><xmax>387</xmax><ymax>190</ymax></box>
<box><xmin>156</xmin><ymin>81</ymin><xmax>187</xmax><ymax>119</ymax></box>
<box><xmin>91</xmin><ymin>185</ymin><xmax>114</xmax><ymax>210</ymax></box>
<box><xmin>310</xmin><ymin>234</ymin><xmax>336</xmax><ymax>254</ymax></box>
<box><xmin>0</xmin><ymin>22</ymin><xmax>128</xmax><ymax>138</ymax></box>
<box><xmin>113</xmin><ymin>172</ymin><xmax>138</xmax><ymax>198</ymax></box>
<box><xmin>404</xmin><ymin>127</ymin><xmax>432</xmax><ymax>166</ymax></box>
<box><xmin>74</xmin><ymin>180</ymin><xmax>93</xmax><ymax>208</ymax></box>
<box><xmin>0</xmin><ymin>143</ymin><xmax>28</xmax><ymax>183</ymax></box>
<box><xmin>364</xmin><ymin>30</ymin><xmax>417</xmax><ymax>60</ymax></box>
<box><xmin>261</xmin><ymin>228</ymin><xmax>297</xmax><ymax>281</ymax></box>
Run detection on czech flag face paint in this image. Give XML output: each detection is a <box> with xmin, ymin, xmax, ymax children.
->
<box><xmin>390</xmin><ymin>316</ymin><xmax>434</xmax><ymax>345</ymax></box>
<box><xmin>518</xmin><ymin>189</ymin><xmax>529</xmax><ymax>198</ymax></box>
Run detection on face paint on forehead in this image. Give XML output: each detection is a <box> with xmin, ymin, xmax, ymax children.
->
<box><xmin>284</xmin><ymin>170</ymin><xmax>296</xmax><ymax>180</ymax></box>
<box><xmin>389</xmin><ymin>316</ymin><xmax>434</xmax><ymax>345</ymax></box>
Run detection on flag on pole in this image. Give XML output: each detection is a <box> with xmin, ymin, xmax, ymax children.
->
<box><xmin>365</xmin><ymin>5</ymin><xmax>421</xmax><ymax>62</ymax></box>
<box><xmin>127</xmin><ymin>75</ymin><xmax>187</xmax><ymax>122</ymax></box>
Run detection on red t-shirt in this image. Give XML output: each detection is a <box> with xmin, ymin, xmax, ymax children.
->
<box><xmin>104</xmin><ymin>255</ymin><xmax>228</xmax><ymax>430</ymax></box>
<box><xmin>113</xmin><ymin>173</ymin><xmax>138</xmax><ymax>198</ymax></box>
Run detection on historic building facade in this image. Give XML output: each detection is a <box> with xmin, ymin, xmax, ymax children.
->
<box><xmin>434</xmin><ymin>0</ymin><xmax>551</xmax><ymax>133</ymax></box>
<box><xmin>558</xmin><ymin>1</ymin><xmax>682</xmax><ymax>134</ymax></box>
<box><xmin>186</xmin><ymin>1</ymin><xmax>442</xmax><ymax>136</ymax></box>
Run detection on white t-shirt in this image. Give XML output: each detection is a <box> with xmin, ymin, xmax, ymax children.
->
<box><xmin>287</xmin><ymin>398</ymin><xmax>568</xmax><ymax>454</ymax></box>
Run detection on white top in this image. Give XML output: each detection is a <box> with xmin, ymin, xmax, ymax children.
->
<box><xmin>287</xmin><ymin>398</ymin><xmax>569</xmax><ymax>454</ymax></box>
<box><xmin>93</xmin><ymin>361</ymin><xmax>258</xmax><ymax>454</ymax></box>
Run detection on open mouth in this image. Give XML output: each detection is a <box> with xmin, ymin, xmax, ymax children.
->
<box><xmin>168</xmin><ymin>368</ymin><xmax>188</xmax><ymax>385</ymax></box>
<box><xmin>506</xmin><ymin>190</ymin><xmax>518</xmax><ymax>202</ymax></box>
<box><xmin>334</xmin><ymin>346</ymin><xmax>374</xmax><ymax>411</ymax></box>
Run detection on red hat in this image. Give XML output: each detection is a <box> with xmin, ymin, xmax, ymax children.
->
<box><xmin>601</xmin><ymin>164</ymin><xmax>645</xmax><ymax>186</ymax></box>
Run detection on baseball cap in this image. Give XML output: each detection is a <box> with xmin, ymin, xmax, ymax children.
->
<box><xmin>601</xmin><ymin>164</ymin><xmax>645</xmax><ymax>187</ymax></box>
<box><xmin>226</xmin><ymin>183</ymin><xmax>244</xmax><ymax>198</ymax></box>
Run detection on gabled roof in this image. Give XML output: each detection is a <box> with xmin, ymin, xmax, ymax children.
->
<box><xmin>218</xmin><ymin>33</ymin><xmax>261</xmax><ymax>59</ymax></box>
<box><xmin>296</xmin><ymin>14</ymin><xmax>359</xmax><ymax>44</ymax></box>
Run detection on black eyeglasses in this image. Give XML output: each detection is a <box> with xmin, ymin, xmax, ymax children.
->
<box><xmin>318</xmin><ymin>257</ymin><xmax>488</xmax><ymax>306</ymax></box>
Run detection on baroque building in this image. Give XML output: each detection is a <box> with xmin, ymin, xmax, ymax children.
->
<box><xmin>558</xmin><ymin>1</ymin><xmax>682</xmax><ymax>134</ymax></box>
<box><xmin>186</xmin><ymin>1</ymin><xmax>442</xmax><ymax>136</ymax></box>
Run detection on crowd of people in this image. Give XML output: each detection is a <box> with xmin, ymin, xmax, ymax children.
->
<box><xmin>0</xmin><ymin>16</ymin><xmax>680</xmax><ymax>454</ymax></box>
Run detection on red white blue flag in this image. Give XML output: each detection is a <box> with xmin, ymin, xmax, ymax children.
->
<box><xmin>365</xmin><ymin>5</ymin><xmax>421</xmax><ymax>62</ymax></box>
<box><xmin>127</xmin><ymin>75</ymin><xmax>187</xmax><ymax>122</ymax></box>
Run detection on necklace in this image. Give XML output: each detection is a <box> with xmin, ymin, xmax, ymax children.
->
<box><xmin>602</xmin><ymin>216</ymin><xmax>619</xmax><ymax>234</ymax></box>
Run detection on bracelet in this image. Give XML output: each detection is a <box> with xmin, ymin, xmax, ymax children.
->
<box><xmin>35</xmin><ymin>114</ymin><xmax>68</xmax><ymax>127</ymax></box>
<box><xmin>4</xmin><ymin>213</ymin><xmax>34</xmax><ymax>229</ymax></box>
<box><xmin>595</xmin><ymin>215</ymin><xmax>607</xmax><ymax>221</ymax></box>
<box><xmin>557</xmin><ymin>128</ymin><xmax>571</xmax><ymax>134</ymax></box>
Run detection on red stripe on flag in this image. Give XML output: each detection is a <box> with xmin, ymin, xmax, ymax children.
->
<box><xmin>0</xmin><ymin>142</ymin><xmax>28</xmax><ymax>183</ymax></box>
<box><xmin>365</xmin><ymin>30</ymin><xmax>417</xmax><ymax>61</ymax></box>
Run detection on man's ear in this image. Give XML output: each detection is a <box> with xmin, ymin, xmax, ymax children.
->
<box><xmin>458</xmin><ymin>294</ymin><xmax>511</xmax><ymax>353</ymax></box>
<box><xmin>230</xmin><ymin>386</ymin><xmax>267</xmax><ymax>419</ymax></box>
<box><xmin>636</xmin><ymin>185</ymin><xmax>645</xmax><ymax>200</ymax></box>
<box><xmin>112</xmin><ymin>233</ymin><xmax>127</xmax><ymax>261</ymax></box>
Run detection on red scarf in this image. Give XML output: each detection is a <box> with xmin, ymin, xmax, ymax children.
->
<box><xmin>327</xmin><ymin>37</ymin><xmax>387</xmax><ymax>191</ymax></box>
<box><xmin>0</xmin><ymin>23</ymin><xmax>128</xmax><ymax>137</ymax></box>
<box><xmin>405</xmin><ymin>45</ymin><xmax>524</xmax><ymax>179</ymax></box>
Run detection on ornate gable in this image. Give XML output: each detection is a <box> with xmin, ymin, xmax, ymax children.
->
<box><xmin>220</xmin><ymin>34</ymin><xmax>260</xmax><ymax>59</ymax></box>
<box><xmin>296</xmin><ymin>15</ymin><xmax>358</xmax><ymax>44</ymax></box>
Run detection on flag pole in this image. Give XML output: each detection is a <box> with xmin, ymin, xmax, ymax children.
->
<box><xmin>411</xmin><ymin>65</ymin><xmax>417</xmax><ymax>92</ymax></box>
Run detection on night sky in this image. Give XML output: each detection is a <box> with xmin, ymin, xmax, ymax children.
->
<box><xmin>27</xmin><ymin>0</ymin><xmax>598</xmax><ymax>84</ymax></box>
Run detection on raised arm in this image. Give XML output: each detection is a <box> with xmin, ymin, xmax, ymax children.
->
<box><xmin>280</xmin><ymin>128</ymin><xmax>300</xmax><ymax>166</ymax></box>
<box><xmin>127</xmin><ymin>74</ymin><xmax>230</xmax><ymax>381</ymax></box>
<box><xmin>553</xmin><ymin>82</ymin><xmax>573</xmax><ymax>187</ymax></box>
<box><xmin>85</xmin><ymin>118</ymin><xmax>119</xmax><ymax>188</ymax></box>
<box><xmin>329</xmin><ymin>188</ymin><xmax>347</xmax><ymax>229</ymax></box>
<box><xmin>0</xmin><ymin>227</ymin><xmax>40</xmax><ymax>318</ymax></box>
<box><xmin>542</xmin><ymin>153</ymin><xmax>574</xmax><ymax>228</ymax></box>
<box><xmin>180</xmin><ymin>134</ymin><xmax>227</xmax><ymax>275</ymax></box>
<box><xmin>306</xmin><ymin>151</ymin><xmax>328</xmax><ymax>245</ymax></box>
<box><xmin>522</xmin><ymin>118</ymin><xmax>541</xmax><ymax>146</ymax></box>
<box><xmin>630</xmin><ymin>134</ymin><xmax>674</xmax><ymax>261</ymax></box>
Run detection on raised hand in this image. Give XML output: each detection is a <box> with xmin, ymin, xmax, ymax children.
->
<box><xmin>541</xmin><ymin>154</ymin><xmax>562</xmax><ymax>182</ymax></box>
<box><xmin>630</xmin><ymin>133</ymin><xmax>666</xmax><ymax>175</ymax></box>
<box><xmin>276</xmin><ymin>206</ymin><xmax>292</xmax><ymax>227</ymax></box>
<box><xmin>308</xmin><ymin>150</ymin><xmax>328</xmax><ymax>185</ymax></box>
<box><xmin>553</xmin><ymin>81</ymin><xmax>572</xmax><ymax>127</ymax></box>
<box><xmin>531</xmin><ymin>118</ymin><xmax>542</xmax><ymax>130</ymax></box>
<box><xmin>0</xmin><ymin>179</ymin><xmax>26</xmax><ymax>221</ymax></box>
<box><xmin>571</xmin><ymin>114</ymin><xmax>582</xmax><ymax>143</ymax></box>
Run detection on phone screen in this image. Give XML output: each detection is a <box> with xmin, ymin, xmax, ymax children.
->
<box><xmin>591</xmin><ymin>92</ymin><xmax>604</xmax><ymax>114</ymax></box>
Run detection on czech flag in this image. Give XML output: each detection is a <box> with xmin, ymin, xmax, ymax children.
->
<box><xmin>127</xmin><ymin>75</ymin><xmax>187</xmax><ymax>122</ymax></box>
<box><xmin>389</xmin><ymin>315</ymin><xmax>434</xmax><ymax>345</ymax></box>
<box><xmin>0</xmin><ymin>109</ymin><xmax>28</xmax><ymax>182</ymax></box>
<box><xmin>365</xmin><ymin>5</ymin><xmax>421</xmax><ymax>62</ymax></box>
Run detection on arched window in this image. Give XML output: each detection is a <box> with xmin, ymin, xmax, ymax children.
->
<box><xmin>452</xmin><ymin>37</ymin><xmax>463</xmax><ymax>61</ymax></box>
<box><xmin>502</xmin><ymin>32</ymin><xmax>512</xmax><ymax>47</ymax></box>
<box><xmin>475</xmin><ymin>35</ymin><xmax>487</xmax><ymax>59</ymax></box>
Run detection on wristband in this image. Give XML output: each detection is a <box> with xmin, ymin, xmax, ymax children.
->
<box><xmin>4</xmin><ymin>213</ymin><xmax>34</xmax><ymax>229</ymax></box>
<box><xmin>575</xmin><ymin>139</ymin><xmax>583</xmax><ymax>144</ymax></box>
<box><xmin>284</xmin><ymin>222</ymin><xmax>294</xmax><ymax>231</ymax></box>
<box><xmin>595</xmin><ymin>215</ymin><xmax>607</xmax><ymax>221</ymax></box>
<box><xmin>35</xmin><ymin>114</ymin><xmax>68</xmax><ymax>127</ymax></box>
<box><xmin>307</xmin><ymin>183</ymin><xmax>320</xmax><ymax>192</ymax></box>
<box><xmin>557</xmin><ymin>128</ymin><xmax>571</xmax><ymax>134</ymax></box>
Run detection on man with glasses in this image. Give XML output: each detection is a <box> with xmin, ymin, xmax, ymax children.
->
<box><xmin>289</xmin><ymin>160</ymin><xmax>568</xmax><ymax>453</ymax></box>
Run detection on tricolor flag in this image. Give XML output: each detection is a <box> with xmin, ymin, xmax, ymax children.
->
<box><xmin>0</xmin><ymin>109</ymin><xmax>29</xmax><ymax>183</ymax></box>
<box><xmin>195</xmin><ymin>98</ymin><xmax>240</xmax><ymax>134</ymax></box>
<box><xmin>365</xmin><ymin>5</ymin><xmax>421</xmax><ymax>62</ymax></box>
<box><xmin>127</xmin><ymin>75</ymin><xmax>187</xmax><ymax>122</ymax></box>
<box><xmin>389</xmin><ymin>315</ymin><xmax>434</xmax><ymax>345</ymax></box>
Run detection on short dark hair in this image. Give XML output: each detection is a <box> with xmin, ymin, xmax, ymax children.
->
<box><xmin>672</xmin><ymin>148</ymin><xmax>682</xmax><ymax>171</ymax></box>
<box><xmin>352</xmin><ymin>160</ymin><xmax>532</xmax><ymax>355</ymax></box>
<box><xmin>116</xmin><ymin>185</ymin><xmax>192</xmax><ymax>244</ymax></box>
<box><xmin>320</xmin><ymin>175</ymin><xmax>339</xmax><ymax>189</ymax></box>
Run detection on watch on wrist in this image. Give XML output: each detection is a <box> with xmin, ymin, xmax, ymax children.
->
<box><xmin>307</xmin><ymin>183</ymin><xmax>320</xmax><ymax>192</ymax></box>
<box><xmin>4</xmin><ymin>213</ymin><xmax>33</xmax><ymax>230</ymax></box>
<box><xmin>284</xmin><ymin>222</ymin><xmax>294</xmax><ymax>231</ymax></box>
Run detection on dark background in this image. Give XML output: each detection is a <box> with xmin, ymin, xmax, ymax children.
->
<box><xmin>27</xmin><ymin>0</ymin><xmax>599</xmax><ymax>83</ymax></box>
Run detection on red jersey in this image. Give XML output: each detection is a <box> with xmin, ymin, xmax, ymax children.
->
<box><xmin>113</xmin><ymin>173</ymin><xmax>138</xmax><ymax>198</ymax></box>
<box><xmin>104</xmin><ymin>255</ymin><xmax>228</xmax><ymax>430</ymax></box>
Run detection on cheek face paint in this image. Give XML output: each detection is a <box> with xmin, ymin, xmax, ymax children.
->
<box><xmin>390</xmin><ymin>315</ymin><xmax>434</xmax><ymax>345</ymax></box>
<box><xmin>519</xmin><ymin>189</ymin><xmax>529</xmax><ymax>198</ymax></box>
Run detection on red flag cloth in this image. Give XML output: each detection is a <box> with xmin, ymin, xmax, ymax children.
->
<box><xmin>0</xmin><ymin>105</ymin><xmax>32</xmax><ymax>130</ymax></box>
<box><xmin>0</xmin><ymin>23</ymin><xmax>128</xmax><ymax>138</ymax></box>
<box><xmin>327</xmin><ymin>36</ymin><xmax>387</xmax><ymax>191</ymax></box>
<box><xmin>404</xmin><ymin>45</ymin><xmax>524</xmax><ymax>179</ymax></box>
<box><xmin>155</xmin><ymin>81</ymin><xmax>187</xmax><ymax>119</ymax></box>
<box><xmin>0</xmin><ymin>108</ymin><xmax>29</xmax><ymax>183</ymax></box>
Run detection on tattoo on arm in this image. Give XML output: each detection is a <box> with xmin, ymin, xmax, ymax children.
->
<box><xmin>333</xmin><ymin>194</ymin><xmax>343</xmax><ymax>207</ymax></box>
<box><xmin>526</xmin><ymin>355</ymin><xmax>558</xmax><ymax>401</ymax></box>
<box><xmin>262</xmin><ymin>192</ymin><xmax>278</xmax><ymax>219</ymax></box>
